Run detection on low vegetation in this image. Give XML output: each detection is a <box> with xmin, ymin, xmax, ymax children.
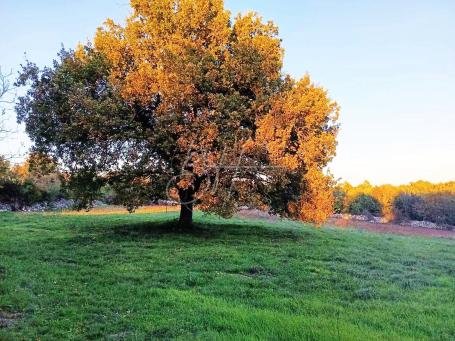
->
<box><xmin>0</xmin><ymin>154</ymin><xmax>64</xmax><ymax>211</ymax></box>
<box><xmin>347</xmin><ymin>193</ymin><xmax>382</xmax><ymax>217</ymax></box>
<box><xmin>1</xmin><ymin>212</ymin><xmax>454</xmax><ymax>339</ymax></box>
<box><xmin>336</xmin><ymin>181</ymin><xmax>455</xmax><ymax>228</ymax></box>
<box><xmin>394</xmin><ymin>194</ymin><xmax>455</xmax><ymax>228</ymax></box>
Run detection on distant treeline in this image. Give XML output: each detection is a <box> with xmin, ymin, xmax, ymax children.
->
<box><xmin>334</xmin><ymin>181</ymin><xmax>455</xmax><ymax>228</ymax></box>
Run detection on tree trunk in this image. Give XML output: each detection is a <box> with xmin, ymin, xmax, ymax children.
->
<box><xmin>179</xmin><ymin>202</ymin><xmax>193</xmax><ymax>227</ymax></box>
<box><xmin>178</xmin><ymin>189</ymin><xmax>194</xmax><ymax>227</ymax></box>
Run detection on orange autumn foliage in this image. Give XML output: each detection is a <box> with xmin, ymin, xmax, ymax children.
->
<box><xmin>94</xmin><ymin>0</ymin><xmax>282</xmax><ymax>108</ymax></box>
<box><xmin>256</xmin><ymin>76</ymin><xmax>339</xmax><ymax>224</ymax></box>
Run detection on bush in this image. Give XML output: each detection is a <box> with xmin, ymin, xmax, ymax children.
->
<box><xmin>0</xmin><ymin>179</ymin><xmax>44</xmax><ymax>211</ymax></box>
<box><xmin>0</xmin><ymin>154</ymin><xmax>68</xmax><ymax>210</ymax></box>
<box><xmin>393</xmin><ymin>194</ymin><xmax>425</xmax><ymax>222</ymax></box>
<box><xmin>393</xmin><ymin>193</ymin><xmax>455</xmax><ymax>228</ymax></box>
<box><xmin>348</xmin><ymin>194</ymin><xmax>382</xmax><ymax>217</ymax></box>
<box><xmin>420</xmin><ymin>194</ymin><xmax>455</xmax><ymax>227</ymax></box>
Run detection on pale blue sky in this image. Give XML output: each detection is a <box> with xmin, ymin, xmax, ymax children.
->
<box><xmin>1</xmin><ymin>0</ymin><xmax>454</xmax><ymax>185</ymax></box>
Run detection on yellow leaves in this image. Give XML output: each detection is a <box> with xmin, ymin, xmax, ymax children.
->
<box><xmin>122</xmin><ymin>62</ymin><xmax>160</xmax><ymax>103</ymax></box>
<box><xmin>175</xmin><ymin>0</ymin><xmax>231</xmax><ymax>52</ymax></box>
<box><xmin>256</xmin><ymin>75</ymin><xmax>339</xmax><ymax>172</ymax></box>
<box><xmin>74</xmin><ymin>43</ymin><xmax>87</xmax><ymax>61</ymax></box>
<box><xmin>94</xmin><ymin>0</ymin><xmax>284</xmax><ymax>111</ymax></box>
<box><xmin>11</xmin><ymin>162</ymin><xmax>30</xmax><ymax>183</ymax></box>
<box><xmin>284</xmin><ymin>76</ymin><xmax>339</xmax><ymax>128</ymax></box>
<box><xmin>371</xmin><ymin>185</ymin><xmax>399</xmax><ymax>221</ymax></box>
<box><xmin>95</xmin><ymin>0</ymin><xmax>233</xmax><ymax>105</ymax></box>
<box><xmin>95</xmin><ymin>19</ymin><xmax>131</xmax><ymax>84</ymax></box>
<box><xmin>241</xmin><ymin>139</ymin><xmax>256</xmax><ymax>153</ymax></box>
<box><xmin>254</xmin><ymin>75</ymin><xmax>339</xmax><ymax>224</ymax></box>
<box><xmin>298</xmin><ymin>169</ymin><xmax>335</xmax><ymax>225</ymax></box>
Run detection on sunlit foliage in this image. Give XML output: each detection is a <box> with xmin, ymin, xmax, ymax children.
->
<box><xmin>16</xmin><ymin>0</ymin><xmax>339</xmax><ymax>225</ymax></box>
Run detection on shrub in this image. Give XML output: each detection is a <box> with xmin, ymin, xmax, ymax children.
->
<box><xmin>421</xmin><ymin>194</ymin><xmax>455</xmax><ymax>227</ymax></box>
<box><xmin>348</xmin><ymin>194</ymin><xmax>382</xmax><ymax>217</ymax></box>
<box><xmin>0</xmin><ymin>153</ymin><xmax>64</xmax><ymax>210</ymax></box>
<box><xmin>393</xmin><ymin>193</ymin><xmax>455</xmax><ymax>228</ymax></box>
<box><xmin>393</xmin><ymin>194</ymin><xmax>425</xmax><ymax>222</ymax></box>
<box><xmin>0</xmin><ymin>179</ymin><xmax>44</xmax><ymax>211</ymax></box>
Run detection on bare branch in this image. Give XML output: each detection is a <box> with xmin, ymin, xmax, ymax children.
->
<box><xmin>0</xmin><ymin>67</ymin><xmax>14</xmax><ymax>103</ymax></box>
<box><xmin>0</xmin><ymin>66</ymin><xmax>16</xmax><ymax>140</ymax></box>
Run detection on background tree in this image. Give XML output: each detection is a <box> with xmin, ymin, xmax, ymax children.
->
<box><xmin>348</xmin><ymin>194</ymin><xmax>382</xmax><ymax>217</ymax></box>
<box><xmin>371</xmin><ymin>184</ymin><xmax>399</xmax><ymax>221</ymax></box>
<box><xmin>0</xmin><ymin>152</ymin><xmax>62</xmax><ymax>211</ymax></box>
<box><xmin>16</xmin><ymin>0</ymin><xmax>339</xmax><ymax>226</ymax></box>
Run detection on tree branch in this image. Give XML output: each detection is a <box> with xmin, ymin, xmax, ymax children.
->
<box><xmin>0</xmin><ymin>66</ymin><xmax>15</xmax><ymax>139</ymax></box>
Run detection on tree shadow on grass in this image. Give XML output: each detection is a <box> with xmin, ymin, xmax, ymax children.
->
<box><xmin>64</xmin><ymin>215</ymin><xmax>312</xmax><ymax>246</ymax></box>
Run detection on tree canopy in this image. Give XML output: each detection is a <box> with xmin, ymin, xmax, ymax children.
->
<box><xmin>16</xmin><ymin>0</ymin><xmax>339</xmax><ymax>226</ymax></box>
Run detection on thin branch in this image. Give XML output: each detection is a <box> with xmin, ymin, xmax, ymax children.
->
<box><xmin>0</xmin><ymin>66</ymin><xmax>16</xmax><ymax>139</ymax></box>
<box><xmin>0</xmin><ymin>67</ymin><xmax>13</xmax><ymax>100</ymax></box>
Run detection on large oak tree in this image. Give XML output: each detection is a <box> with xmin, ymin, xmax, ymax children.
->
<box><xmin>16</xmin><ymin>0</ymin><xmax>339</xmax><ymax>226</ymax></box>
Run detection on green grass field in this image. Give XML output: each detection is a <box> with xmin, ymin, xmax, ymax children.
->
<box><xmin>0</xmin><ymin>212</ymin><xmax>454</xmax><ymax>340</ymax></box>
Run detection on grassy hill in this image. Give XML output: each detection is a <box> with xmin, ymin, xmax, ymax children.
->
<box><xmin>0</xmin><ymin>212</ymin><xmax>454</xmax><ymax>340</ymax></box>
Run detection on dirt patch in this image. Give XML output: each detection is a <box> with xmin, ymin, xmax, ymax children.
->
<box><xmin>236</xmin><ymin>209</ymin><xmax>455</xmax><ymax>239</ymax></box>
<box><xmin>0</xmin><ymin>311</ymin><xmax>21</xmax><ymax>328</ymax></box>
<box><xmin>236</xmin><ymin>209</ymin><xmax>280</xmax><ymax>222</ymax></box>
<box><xmin>327</xmin><ymin>218</ymin><xmax>455</xmax><ymax>239</ymax></box>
